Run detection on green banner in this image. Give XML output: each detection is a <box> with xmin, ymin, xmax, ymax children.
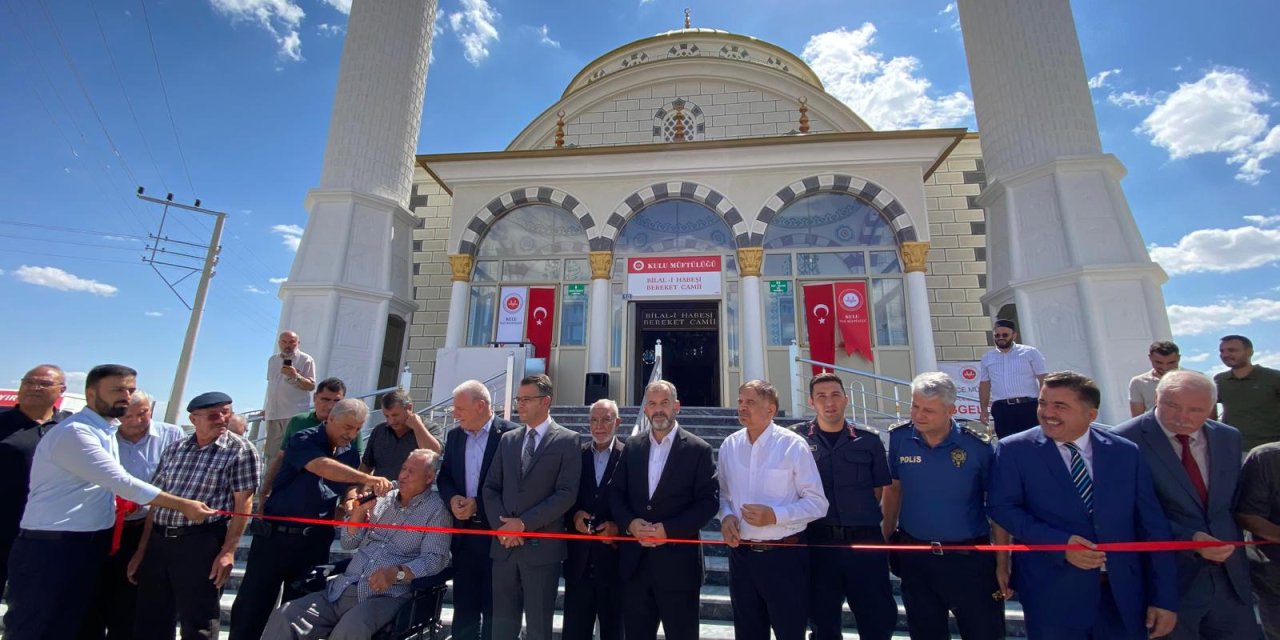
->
<box><xmin>566</xmin><ymin>284</ymin><xmax>586</xmax><ymax>297</ymax></box>
<box><xmin>768</xmin><ymin>280</ymin><xmax>789</xmax><ymax>294</ymax></box>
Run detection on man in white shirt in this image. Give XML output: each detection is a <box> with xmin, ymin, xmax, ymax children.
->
<box><xmin>3</xmin><ymin>364</ymin><xmax>214</xmax><ymax>640</ymax></box>
<box><xmin>1128</xmin><ymin>341</ymin><xmax>1180</xmax><ymax>416</ymax></box>
<box><xmin>978</xmin><ymin>319</ymin><xmax>1048</xmax><ymax>438</ymax></box>
<box><xmin>719</xmin><ymin>379</ymin><xmax>828</xmax><ymax>640</ymax></box>
<box><xmin>262</xmin><ymin>330</ymin><xmax>316</xmax><ymax>459</ymax></box>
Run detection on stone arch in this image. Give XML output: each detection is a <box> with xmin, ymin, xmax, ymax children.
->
<box><xmin>598</xmin><ymin>181</ymin><xmax>748</xmax><ymax>250</ymax></box>
<box><xmin>458</xmin><ymin>186</ymin><xmax>593</xmax><ymax>255</ymax></box>
<box><xmin>754</xmin><ymin>174</ymin><xmax>917</xmax><ymax>247</ymax></box>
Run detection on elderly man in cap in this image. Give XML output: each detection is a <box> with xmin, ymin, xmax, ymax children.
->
<box><xmin>128</xmin><ymin>391</ymin><xmax>262</xmax><ymax>640</ymax></box>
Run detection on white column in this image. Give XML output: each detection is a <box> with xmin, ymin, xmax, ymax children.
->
<box><xmin>738</xmin><ymin>248</ymin><xmax>768</xmax><ymax>383</ymax></box>
<box><xmin>444</xmin><ymin>255</ymin><xmax>472</xmax><ymax>348</ymax></box>
<box><xmin>900</xmin><ymin>242</ymin><xmax>937</xmax><ymax>374</ymax></box>
<box><xmin>586</xmin><ymin>251</ymin><xmax>614</xmax><ymax>375</ymax></box>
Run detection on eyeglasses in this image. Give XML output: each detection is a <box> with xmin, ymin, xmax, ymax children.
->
<box><xmin>515</xmin><ymin>395</ymin><xmax>548</xmax><ymax>404</ymax></box>
<box><xmin>20</xmin><ymin>378</ymin><xmax>62</xmax><ymax>389</ymax></box>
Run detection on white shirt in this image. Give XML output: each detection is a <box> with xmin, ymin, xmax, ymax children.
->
<box><xmin>1156</xmin><ymin>417</ymin><xmax>1210</xmax><ymax>488</ymax></box>
<box><xmin>718</xmin><ymin>423</ymin><xmax>829</xmax><ymax>541</ymax></box>
<box><xmin>592</xmin><ymin>438</ymin><xmax>615</xmax><ymax>485</ymax></box>
<box><xmin>264</xmin><ymin>350</ymin><xmax>316</xmax><ymax>420</ymax></box>
<box><xmin>116</xmin><ymin>420</ymin><xmax>186</xmax><ymax>520</ymax></box>
<box><xmin>524</xmin><ymin>418</ymin><xmax>551</xmax><ymax>453</ymax></box>
<box><xmin>648</xmin><ymin>423</ymin><xmax>678</xmax><ymax>498</ymax></box>
<box><xmin>1056</xmin><ymin>430</ymin><xmax>1095</xmax><ymax>479</ymax></box>
<box><xmin>979</xmin><ymin>344</ymin><xmax>1047</xmax><ymax>400</ymax></box>
<box><xmin>21</xmin><ymin>408</ymin><xmax>162</xmax><ymax>532</ymax></box>
<box><xmin>463</xmin><ymin>417</ymin><xmax>493</xmax><ymax>498</ymax></box>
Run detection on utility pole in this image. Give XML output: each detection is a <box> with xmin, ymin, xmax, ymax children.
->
<box><xmin>136</xmin><ymin>189</ymin><xmax>227</xmax><ymax>423</ymax></box>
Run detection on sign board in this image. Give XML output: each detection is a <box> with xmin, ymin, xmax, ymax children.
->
<box><xmin>768</xmin><ymin>280</ymin><xmax>789</xmax><ymax>294</ymax></box>
<box><xmin>626</xmin><ymin>256</ymin><xmax>721</xmax><ymax>298</ymax></box>
<box><xmin>495</xmin><ymin>286</ymin><xmax>528</xmax><ymax>343</ymax></box>
<box><xmin>0</xmin><ymin>389</ymin><xmax>16</xmax><ymax>409</ymax></box>
<box><xmin>638</xmin><ymin>307</ymin><xmax>718</xmax><ymax>331</ymax></box>
<box><xmin>566</xmin><ymin>284</ymin><xmax>586</xmax><ymax>297</ymax></box>
<box><xmin>938</xmin><ymin>361</ymin><xmax>983</xmax><ymax>419</ymax></box>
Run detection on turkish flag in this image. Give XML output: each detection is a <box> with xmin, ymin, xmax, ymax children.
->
<box><xmin>834</xmin><ymin>281</ymin><xmax>874</xmax><ymax>362</ymax></box>
<box><xmin>802</xmin><ymin>283</ymin><xmax>836</xmax><ymax>375</ymax></box>
<box><xmin>525</xmin><ymin>287</ymin><xmax>556</xmax><ymax>360</ymax></box>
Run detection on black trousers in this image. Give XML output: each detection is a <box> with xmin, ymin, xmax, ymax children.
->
<box><xmin>729</xmin><ymin>545</ymin><xmax>810</xmax><ymax>640</ymax></box>
<box><xmin>0</xmin><ymin>536</ymin><xmax>12</xmax><ymax>600</ymax></box>
<box><xmin>991</xmin><ymin>399</ymin><xmax>1038</xmax><ymax>439</ymax></box>
<box><xmin>622</xmin><ymin>554</ymin><xmax>701</xmax><ymax>640</ymax></box>
<box><xmin>3</xmin><ymin>528</ymin><xmax>112</xmax><ymax>640</ymax></box>
<box><xmin>562</xmin><ymin>570</ymin><xmax>622</xmax><ymax>640</ymax></box>
<box><xmin>134</xmin><ymin>520</ymin><xmax>229</xmax><ymax>640</ymax></box>
<box><xmin>808</xmin><ymin>528</ymin><xmax>897</xmax><ymax>640</ymax></box>
<box><xmin>897</xmin><ymin>549</ymin><xmax>1004</xmax><ymax>640</ymax></box>
<box><xmin>79</xmin><ymin>520</ymin><xmax>148</xmax><ymax>639</ymax></box>
<box><xmin>227</xmin><ymin>527</ymin><xmax>333</xmax><ymax>640</ymax></box>
<box><xmin>451</xmin><ymin>532</ymin><xmax>495</xmax><ymax>640</ymax></box>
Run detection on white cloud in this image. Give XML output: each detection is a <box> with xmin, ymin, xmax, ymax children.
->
<box><xmin>939</xmin><ymin>2</ymin><xmax>955</xmax><ymax>13</ymax></box>
<box><xmin>269</xmin><ymin>276</ymin><xmax>288</xmax><ymax>284</ymax></box>
<box><xmin>802</xmin><ymin>24</ymin><xmax>973</xmax><ymax>130</ymax></box>
<box><xmin>1148</xmin><ymin>219</ymin><xmax>1280</xmax><ymax>274</ymax></box>
<box><xmin>536</xmin><ymin>24</ymin><xmax>559</xmax><ymax>48</ymax></box>
<box><xmin>316</xmin><ymin>23</ymin><xmax>343</xmax><ymax>37</ymax></box>
<box><xmin>1088</xmin><ymin>68</ymin><xmax>1121</xmax><ymax>89</ymax></box>
<box><xmin>145</xmin><ymin>311</ymin><xmax>164</xmax><ymax>317</ymax></box>
<box><xmin>207</xmin><ymin>0</ymin><xmax>305</xmax><ymax>61</ymax></box>
<box><xmin>1181</xmin><ymin>352</ymin><xmax>1211</xmax><ymax>364</ymax></box>
<box><xmin>64</xmin><ymin>371</ymin><xmax>87</xmax><ymax>394</ymax></box>
<box><xmin>1107</xmin><ymin>90</ymin><xmax>1158</xmax><ymax>109</ymax></box>
<box><xmin>1137</xmin><ymin>69</ymin><xmax>1278</xmax><ymax>184</ymax></box>
<box><xmin>935</xmin><ymin>3</ymin><xmax>959</xmax><ymax>32</ymax></box>
<box><xmin>1243</xmin><ymin>215</ymin><xmax>1280</xmax><ymax>227</ymax></box>
<box><xmin>448</xmin><ymin>0</ymin><xmax>500</xmax><ymax>66</ymax></box>
<box><xmin>320</xmin><ymin>0</ymin><xmax>350</xmax><ymax>13</ymax></box>
<box><xmin>1167</xmin><ymin>297</ymin><xmax>1280</xmax><ymax>336</ymax></box>
<box><xmin>13</xmin><ymin>265</ymin><xmax>118</xmax><ymax>296</ymax></box>
<box><xmin>271</xmin><ymin>224</ymin><xmax>304</xmax><ymax>251</ymax></box>
<box><xmin>245</xmin><ymin>285</ymin><xmax>270</xmax><ymax>294</ymax></box>
<box><xmin>103</xmin><ymin>235</ymin><xmax>139</xmax><ymax>242</ymax></box>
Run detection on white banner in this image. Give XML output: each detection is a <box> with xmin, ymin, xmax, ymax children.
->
<box><xmin>938</xmin><ymin>361</ymin><xmax>983</xmax><ymax>420</ymax></box>
<box><xmin>495</xmin><ymin>286</ymin><xmax>528</xmax><ymax>343</ymax></box>
<box><xmin>626</xmin><ymin>255</ymin><xmax>722</xmax><ymax>298</ymax></box>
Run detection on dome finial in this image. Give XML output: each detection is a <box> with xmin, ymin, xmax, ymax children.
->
<box><xmin>684</xmin><ymin>8</ymin><xmax>691</xmax><ymax>29</ymax></box>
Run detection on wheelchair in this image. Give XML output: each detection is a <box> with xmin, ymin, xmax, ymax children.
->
<box><xmin>287</xmin><ymin>558</ymin><xmax>452</xmax><ymax>640</ymax></box>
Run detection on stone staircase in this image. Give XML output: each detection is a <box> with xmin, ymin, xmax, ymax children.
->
<box><xmin>98</xmin><ymin>405</ymin><xmax>1027</xmax><ymax>639</ymax></box>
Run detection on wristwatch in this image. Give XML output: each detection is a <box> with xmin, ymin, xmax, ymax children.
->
<box><xmin>395</xmin><ymin>567</ymin><xmax>407</xmax><ymax>583</ymax></box>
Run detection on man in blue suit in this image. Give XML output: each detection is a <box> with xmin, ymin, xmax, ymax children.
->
<box><xmin>988</xmin><ymin>371</ymin><xmax>1178</xmax><ymax>639</ymax></box>
<box><xmin>1113</xmin><ymin>370</ymin><xmax>1261</xmax><ymax>639</ymax></box>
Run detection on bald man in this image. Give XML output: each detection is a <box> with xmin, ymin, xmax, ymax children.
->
<box><xmin>262</xmin><ymin>330</ymin><xmax>316</xmax><ymax>459</ymax></box>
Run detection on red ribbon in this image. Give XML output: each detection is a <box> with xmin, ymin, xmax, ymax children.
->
<box><xmin>111</xmin><ymin>497</ymin><xmax>140</xmax><ymax>555</ymax></box>
<box><xmin>218</xmin><ymin>510</ymin><xmax>1266</xmax><ymax>553</ymax></box>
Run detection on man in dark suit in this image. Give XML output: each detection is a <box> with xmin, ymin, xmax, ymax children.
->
<box><xmin>437</xmin><ymin>379</ymin><xmax>517</xmax><ymax>640</ymax></box>
<box><xmin>482</xmin><ymin>374</ymin><xmax>581</xmax><ymax>640</ymax></box>
<box><xmin>1113</xmin><ymin>370</ymin><xmax>1261</xmax><ymax>639</ymax></box>
<box><xmin>988</xmin><ymin>371</ymin><xmax>1178</xmax><ymax>640</ymax></box>
<box><xmin>562</xmin><ymin>399</ymin><xmax>625</xmax><ymax>640</ymax></box>
<box><xmin>610</xmin><ymin>380</ymin><xmax>718</xmax><ymax>640</ymax></box>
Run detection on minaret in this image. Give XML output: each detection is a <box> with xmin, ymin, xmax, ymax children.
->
<box><xmin>277</xmin><ymin>0</ymin><xmax>437</xmax><ymax>395</ymax></box>
<box><xmin>957</xmin><ymin>0</ymin><xmax>1172</xmax><ymax>423</ymax></box>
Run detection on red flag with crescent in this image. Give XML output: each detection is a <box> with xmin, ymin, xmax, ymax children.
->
<box><xmin>802</xmin><ymin>283</ymin><xmax>836</xmax><ymax>375</ymax></box>
<box><xmin>526</xmin><ymin>287</ymin><xmax>556</xmax><ymax>361</ymax></box>
<box><xmin>834</xmin><ymin>281</ymin><xmax>874</xmax><ymax>362</ymax></box>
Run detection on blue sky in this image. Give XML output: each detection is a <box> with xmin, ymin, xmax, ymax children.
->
<box><xmin>1</xmin><ymin>0</ymin><xmax>1277</xmax><ymax>417</ymax></box>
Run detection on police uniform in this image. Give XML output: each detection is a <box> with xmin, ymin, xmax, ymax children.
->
<box><xmin>888</xmin><ymin>419</ymin><xmax>1004</xmax><ymax>640</ymax></box>
<box><xmin>796</xmin><ymin>419</ymin><xmax>897</xmax><ymax>640</ymax></box>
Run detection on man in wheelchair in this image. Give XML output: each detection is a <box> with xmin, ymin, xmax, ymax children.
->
<box><xmin>261</xmin><ymin>449</ymin><xmax>452</xmax><ymax>639</ymax></box>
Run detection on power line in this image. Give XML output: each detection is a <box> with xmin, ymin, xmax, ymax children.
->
<box><xmin>0</xmin><ymin>248</ymin><xmax>145</xmax><ymax>266</ymax></box>
<box><xmin>87</xmin><ymin>0</ymin><xmax>170</xmax><ymax>193</ymax></box>
<box><xmin>137</xmin><ymin>0</ymin><xmax>198</xmax><ymax>198</ymax></box>
<box><xmin>0</xmin><ymin>220</ymin><xmax>147</xmax><ymax>240</ymax></box>
<box><xmin>0</xmin><ymin>233</ymin><xmax>145</xmax><ymax>252</ymax></box>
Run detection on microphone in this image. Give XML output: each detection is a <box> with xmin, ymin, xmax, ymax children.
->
<box><xmin>356</xmin><ymin>481</ymin><xmax>398</xmax><ymax>505</ymax></box>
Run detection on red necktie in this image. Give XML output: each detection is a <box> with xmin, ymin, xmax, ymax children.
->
<box><xmin>1175</xmin><ymin>434</ymin><xmax>1208</xmax><ymax>506</ymax></box>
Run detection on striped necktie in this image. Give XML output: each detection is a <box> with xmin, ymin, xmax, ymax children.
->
<box><xmin>1064</xmin><ymin>442</ymin><xmax>1093</xmax><ymax>513</ymax></box>
<box><xmin>522</xmin><ymin>429</ymin><xmax>538</xmax><ymax>475</ymax></box>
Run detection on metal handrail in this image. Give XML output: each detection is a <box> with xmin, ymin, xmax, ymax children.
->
<box><xmin>415</xmin><ymin>370</ymin><xmax>509</xmax><ymax>438</ymax></box>
<box><xmin>242</xmin><ymin>384</ymin><xmax>402</xmax><ymax>448</ymax></box>
<box><xmin>794</xmin><ymin>355</ymin><xmax>982</xmax><ymax>404</ymax></box>
<box><xmin>632</xmin><ymin>340</ymin><xmax>664</xmax><ymax>436</ymax></box>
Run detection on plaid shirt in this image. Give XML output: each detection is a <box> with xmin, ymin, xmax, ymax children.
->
<box><xmin>329</xmin><ymin>489</ymin><xmax>451</xmax><ymax>602</ymax></box>
<box><xmin>150</xmin><ymin>430</ymin><xmax>261</xmax><ymax>527</ymax></box>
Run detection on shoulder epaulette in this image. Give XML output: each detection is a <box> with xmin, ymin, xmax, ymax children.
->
<box><xmin>854</xmin><ymin>423</ymin><xmax>880</xmax><ymax>435</ymax></box>
<box><xmin>959</xmin><ymin>422</ymin><xmax>992</xmax><ymax>443</ymax></box>
<box><xmin>887</xmin><ymin>420</ymin><xmax>912</xmax><ymax>432</ymax></box>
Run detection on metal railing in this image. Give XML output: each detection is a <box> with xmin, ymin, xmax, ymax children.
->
<box><xmin>631</xmin><ymin>339</ymin><xmax>663</xmax><ymax>436</ymax></box>
<box><xmin>414</xmin><ymin>369</ymin><xmax>510</xmax><ymax>438</ymax></box>
<box><xmin>787</xmin><ymin>340</ymin><xmax>982</xmax><ymax>428</ymax></box>
<box><xmin>241</xmin><ymin>384</ymin><xmax>403</xmax><ymax>449</ymax></box>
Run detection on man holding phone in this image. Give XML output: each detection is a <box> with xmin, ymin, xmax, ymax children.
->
<box><xmin>263</xmin><ymin>330</ymin><xmax>316</xmax><ymax>460</ymax></box>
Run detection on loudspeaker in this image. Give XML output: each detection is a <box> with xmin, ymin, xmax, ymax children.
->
<box><xmin>584</xmin><ymin>372</ymin><xmax>609</xmax><ymax>405</ymax></box>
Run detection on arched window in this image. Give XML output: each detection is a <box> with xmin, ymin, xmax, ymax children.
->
<box><xmin>760</xmin><ymin>191</ymin><xmax>907</xmax><ymax>350</ymax></box>
<box><xmin>478</xmin><ymin>204</ymin><xmax>589</xmax><ymax>258</ymax></box>
<box><xmin>615</xmin><ymin>199</ymin><xmax>734</xmax><ymax>255</ymax></box>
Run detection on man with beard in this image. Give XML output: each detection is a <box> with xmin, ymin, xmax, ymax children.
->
<box><xmin>1215</xmin><ymin>334</ymin><xmax>1280</xmax><ymax>453</ymax></box>
<box><xmin>978</xmin><ymin>319</ymin><xmax>1048</xmax><ymax>438</ymax></box>
<box><xmin>562</xmin><ymin>399</ymin><xmax>625</xmax><ymax>640</ymax></box>
<box><xmin>263</xmin><ymin>330</ymin><xmax>316</xmax><ymax>460</ymax></box>
<box><xmin>359</xmin><ymin>390</ymin><xmax>441</xmax><ymax>481</ymax></box>
<box><xmin>1129</xmin><ymin>341</ymin><xmax>1181</xmax><ymax>417</ymax></box>
<box><xmin>3</xmin><ymin>364</ymin><xmax>216</xmax><ymax>639</ymax></box>
<box><xmin>0</xmin><ymin>363</ymin><xmax>70</xmax><ymax>597</ymax></box>
<box><xmin>610</xmin><ymin>380</ymin><xmax>718</xmax><ymax>640</ymax></box>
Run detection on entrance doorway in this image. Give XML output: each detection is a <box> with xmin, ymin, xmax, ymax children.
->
<box><xmin>633</xmin><ymin>301</ymin><xmax>720</xmax><ymax>406</ymax></box>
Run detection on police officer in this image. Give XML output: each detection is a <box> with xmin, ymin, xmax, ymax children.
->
<box><xmin>795</xmin><ymin>373</ymin><xmax>896</xmax><ymax>640</ymax></box>
<box><xmin>880</xmin><ymin>372</ymin><xmax>1011</xmax><ymax>640</ymax></box>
